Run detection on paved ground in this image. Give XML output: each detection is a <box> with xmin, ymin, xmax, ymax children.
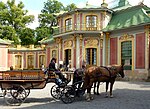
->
<box><xmin>0</xmin><ymin>81</ymin><xmax>150</xmax><ymax>109</ymax></box>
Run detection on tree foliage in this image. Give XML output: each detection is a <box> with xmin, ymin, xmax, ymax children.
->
<box><xmin>38</xmin><ymin>0</ymin><xmax>64</xmax><ymax>28</ymax></box>
<box><xmin>36</xmin><ymin>0</ymin><xmax>77</xmax><ymax>44</ymax></box>
<box><xmin>0</xmin><ymin>0</ymin><xmax>34</xmax><ymax>45</ymax></box>
<box><xmin>20</xmin><ymin>28</ymin><xmax>35</xmax><ymax>45</ymax></box>
<box><xmin>35</xmin><ymin>27</ymin><xmax>51</xmax><ymax>45</ymax></box>
<box><xmin>0</xmin><ymin>0</ymin><xmax>78</xmax><ymax>45</ymax></box>
<box><xmin>64</xmin><ymin>3</ymin><xmax>77</xmax><ymax>12</ymax></box>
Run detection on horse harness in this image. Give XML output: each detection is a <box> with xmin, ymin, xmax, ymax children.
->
<box><xmin>97</xmin><ymin>66</ymin><xmax>117</xmax><ymax>79</ymax></box>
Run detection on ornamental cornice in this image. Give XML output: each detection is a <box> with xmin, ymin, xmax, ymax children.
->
<box><xmin>84</xmin><ymin>38</ymin><xmax>99</xmax><ymax>47</ymax></box>
<box><xmin>64</xmin><ymin>40</ymin><xmax>73</xmax><ymax>48</ymax></box>
<box><xmin>119</xmin><ymin>34</ymin><xmax>134</xmax><ymax>40</ymax></box>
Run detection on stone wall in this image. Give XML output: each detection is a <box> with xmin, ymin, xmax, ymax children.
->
<box><xmin>118</xmin><ymin>70</ymin><xmax>148</xmax><ymax>81</ymax></box>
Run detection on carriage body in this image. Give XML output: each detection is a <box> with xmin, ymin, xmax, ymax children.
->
<box><xmin>0</xmin><ymin>70</ymin><xmax>57</xmax><ymax>105</ymax></box>
<box><xmin>60</xmin><ymin>80</ymin><xmax>85</xmax><ymax>104</ymax></box>
<box><xmin>59</xmin><ymin>68</ymin><xmax>85</xmax><ymax>104</ymax></box>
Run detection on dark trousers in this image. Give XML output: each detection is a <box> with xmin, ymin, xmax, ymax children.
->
<box><xmin>55</xmin><ymin>70</ymin><xmax>66</xmax><ymax>81</ymax></box>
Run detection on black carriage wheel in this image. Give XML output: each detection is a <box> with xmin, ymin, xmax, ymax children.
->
<box><xmin>60</xmin><ymin>86</ymin><xmax>76</xmax><ymax>104</ymax></box>
<box><xmin>4</xmin><ymin>85</ymin><xmax>27</xmax><ymax>106</ymax></box>
<box><xmin>10</xmin><ymin>85</ymin><xmax>27</xmax><ymax>101</ymax></box>
<box><xmin>25</xmin><ymin>89</ymin><xmax>30</xmax><ymax>98</ymax></box>
<box><xmin>50</xmin><ymin>85</ymin><xmax>63</xmax><ymax>99</ymax></box>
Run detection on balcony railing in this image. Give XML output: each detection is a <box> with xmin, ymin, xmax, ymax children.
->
<box><xmin>53</xmin><ymin>23</ymin><xmax>102</xmax><ymax>35</ymax></box>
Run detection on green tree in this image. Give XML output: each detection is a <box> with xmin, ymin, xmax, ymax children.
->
<box><xmin>0</xmin><ymin>0</ymin><xmax>34</xmax><ymax>45</ymax></box>
<box><xmin>20</xmin><ymin>28</ymin><xmax>35</xmax><ymax>45</ymax></box>
<box><xmin>39</xmin><ymin>0</ymin><xmax>64</xmax><ymax>28</ymax></box>
<box><xmin>35</xmin><ymin>27</ymin><xmax>51</xmax><ymax>45</ymax></box>
<box><xmin>64</xmin><ymin>3</ymin><xmax>77</xmax><ymax>12</ymax></box>
<box><xmin>36</xmin><ymin>0</ymin><xmax>64</xmax><ymax>43</ymax></box>
<box><xmin>36</xmin><ymin>1</ymin><xmax>77</xmax><ymax>44</ymax></box>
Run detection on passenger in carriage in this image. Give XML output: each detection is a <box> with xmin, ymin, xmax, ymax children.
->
<box><xmin>49</xmin><ymin>58</ymin><xmax>69</xmax><ymax>84</ymax></box>
<box><xmin>72</xmin><ymin>65</ymin><xmax>86</xmax><ymax>88</ymax></box>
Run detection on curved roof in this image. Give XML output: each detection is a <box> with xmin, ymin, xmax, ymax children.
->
<box><xmin>0</xmin><ymin>38</ymin><xmax>12</xmax><ymax>45</ymax></box>
<box><xmin>39</xmin><ymin>35</ymin><xmax>54</xmax><ymax>44</ymax></box>
<box><xmin>103</xmin><ymin>4</ymin><xmax>150</xmax><ymax>32</ymax></box>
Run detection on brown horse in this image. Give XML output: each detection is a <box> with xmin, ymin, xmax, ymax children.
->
<box><xmin>82</xmin><ymin>64</ymin><xmax>125</xmax><ymax>101</ymax></box>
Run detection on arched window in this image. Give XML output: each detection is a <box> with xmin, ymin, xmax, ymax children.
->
<box><xmin>27</xmin><ymin>55</ymin><xmax>34</xmax><ymax>69</ymax></box>
<box><xmin>86</xmin><ymin>15</ymin><xmax>97</xmax><ymax>30</ymax></box>
<box><xmin>15</xmin><ymin>55</ymin><xmax>22</xmax><ymax>69</ymax></box>
<box><xmin>39</xmin><ymin>55</ymin><xmax>45</xmax><ymax>68</ymax></box>
<box><xmin>65</xmin><ymin>18</ymin><xmax>72</xmax><ymax>31</ymax></box>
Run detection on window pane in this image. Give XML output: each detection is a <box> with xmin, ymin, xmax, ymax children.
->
<box><xmin>86</xmin><ymin>15</ymin><xmax>97</xmax><ymax>30</ymax></box>
<box><xmin>52</xmin><ymin>50</ymin><xmax>56</xmax><ymax>58</ymax></box>
<box><xmin>15</xmin><ymin>55</ymin><xmax>22</xmax><ymax>69</ymax></box>
<box><xmin>39</xmin><ymin>55</ymin><xmax>45</xmax><ymax>67</ymax></box>
<box><xmin>28</xmin><ymin>55</ymin><xmax>34</xmax><ymax>69</ymax></box>
<box><xmin>65</xmin><ymin>18</ymin><xmax>72</xmax><ymax>31</ymax></box>
<box><xmin>121</xmin><ymin>41</ymin><xmax>132</xmax><ymax>70</ymax></box>
<box><xmin>86</xmin><ymin>48</ymin><xmax>97</xmax><ymax>65</ymax></box>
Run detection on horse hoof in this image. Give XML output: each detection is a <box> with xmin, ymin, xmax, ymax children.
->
<box><xmin>110</xmin><ymin>95</ymin><xmax>114</xmax><ymax>98</ymax></box>
<box><xmin>97</xmin><ymin>93</ymin><xmax>100</xmax><ymax>95</ymax></box>
<box><xmin>90</xmin><ymin>96</ymin><xmax>94</xmax><ymax>100</ymax></box>
<box><xmin>86</xmin><ymin>98</ymin><xmax>91</xmax><ymax>102</ymax></box>
<box><xmin>105</xmin><ymin>95</ymin><xmax>109</xmax><ymax>98</ymax></box>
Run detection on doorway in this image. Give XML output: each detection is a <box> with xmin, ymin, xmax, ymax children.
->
<box><xmin>64</xmin><ymin>49</ymin><xmax>71</xmax><ymax>67</ymax></box>
<box><xmin>85</xmin><ymin>48</ymin><xmax>97</xmax><ymax>66</ymax></box>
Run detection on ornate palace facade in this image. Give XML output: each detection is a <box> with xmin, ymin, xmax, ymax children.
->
<box><xmin>41</xmin><ymin>0</ymin><xmax>150</xmax><ymax>81</ymax></box>
<box><xmin>1</xmin><ymin>0</ymin><xmax>150</xmax><ymax>81</ymax></box>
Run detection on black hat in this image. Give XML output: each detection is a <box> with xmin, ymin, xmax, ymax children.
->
<box><xmin>51</xmin><ymin>58</ymin><xmax>56</xmax><ymax>62</ymax></box>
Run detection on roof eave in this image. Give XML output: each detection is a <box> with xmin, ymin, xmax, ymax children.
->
<box><xmin>103</xmin><ymin>22</ymin><xmax>150</xmax><ymax>32</ymax></box>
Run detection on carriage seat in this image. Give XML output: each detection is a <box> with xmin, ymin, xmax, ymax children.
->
<box><xmin>48</xmin><ymin>71</ymin><xmax>56</xmax><ymax>79</ymax></box>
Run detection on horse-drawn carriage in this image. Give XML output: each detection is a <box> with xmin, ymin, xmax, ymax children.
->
<box><xmin>59</xmin><ymin>65</ymin><xmax>125</xmax><ymax>103</ymax></box>
<box><xmin>0</xmin><ymin>69</ymin><xmax>68</xmax><ymax>106</ymax></box>
<box><xmin>0</xmin><ymin>64</ymin><xmax>125</xmax><ymax>105</ymax></box>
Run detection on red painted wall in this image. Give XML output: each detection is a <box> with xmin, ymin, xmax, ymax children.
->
<box><xmin>24</xmin><ymin>52</ymin><xmax>26</xmax><ymax>68</ymax></box>
<box><xmin>74</xmin><ymin>14</ymin><xmax>77</xmax><ymax>30</ymax></box>
<box><xmin>80</xmin><ymin>13</ymin><xmax>82</xmax><ymax>30</ymax></box>
<box><xmin>110</xmin><ymin>38</ymin><xmax>118</xmax><ymax>65</ymax></box>
<box><xmin>136</xmin><ymin>33</ymin><xmax>145</xmax><ymax>69</ymax></box>
<box><xmin>0</xmin><ymin>46</ymin><xmax>8</xmax><ymax>70</ymax></box>
<box><xmin>8</xmin><ymin>53</ymin><xmax>12</xmax><ymax>68</ymax></box>
<box><xmin>36</xmin><ymin>52</ymin><xmax>38</xmax><ymax>68</ymax></box>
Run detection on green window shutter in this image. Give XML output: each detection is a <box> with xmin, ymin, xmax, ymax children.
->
<box><xmin>121</xmin><ymin>41</ymin><xmax>132</xmax><ymax>70</ymax></box>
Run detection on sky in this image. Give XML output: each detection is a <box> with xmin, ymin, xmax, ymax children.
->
<box><xmin>1</xmin><ymin>0</ymin><xmax>150</xmax><ymax>29</ymax></box>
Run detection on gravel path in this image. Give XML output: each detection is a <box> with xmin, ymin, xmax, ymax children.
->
<box><xmin>0</xmin><ymin>81</ymin><xmax>150</xmax><ymax>109</ymax></box>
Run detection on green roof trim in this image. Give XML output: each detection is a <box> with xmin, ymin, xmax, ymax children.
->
<box><xmin>103</xmin><ymin>5</ymin><xmax>150</xmax><ymax>32</ymax></box>
<box><xmin>0</xmin><ymin>38</ymin><xmax>12</xmax><ymax>45</ymax></box>
<box><xmin>39</xmin><ymin>35</ymin><xmax>54</xmax><ymax>44</ymax></box>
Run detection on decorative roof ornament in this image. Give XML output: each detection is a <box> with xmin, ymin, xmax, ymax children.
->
<box><xmin>118</xmin><ymin>0</ymin><xmax>130</xmax><ymax>7</ymax></box>
<box><xmin>101</xmin><ymin>0</ymin><xmax>108</xmax><ymax>8</ymax></box>
<box><xmin>138</xmin><ymin>0</ymin><xmax>144</xmax><ymax>5</ymax></box>
<box><xmin>86</xmin><ymin>1</ymin><xmax>89</xmax><ymax>6</ymax></box>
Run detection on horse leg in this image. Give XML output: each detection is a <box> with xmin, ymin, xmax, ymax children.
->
<box><xmin>96</xmin><ymin>81</ymin><xmax>100</xmax><ymax>95</ymax></box>
<box><xmin>93</xmin><ymin>82</ymin><xmax>97</xmax><ymax>95</ymax></box>
<box><xmin>86</xmin><ymin>81</ymin><xmax>93</xmax><ymax>102</ymax></box>
<box><xmin>109</xmin><ymin>81</ymin><xmax>115</xmax><ymax>98</ymax></box>
<box><xmin>105</xmin><ymin>81</ymin><xmax>109</xmax><ymax>97</ymax></box>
